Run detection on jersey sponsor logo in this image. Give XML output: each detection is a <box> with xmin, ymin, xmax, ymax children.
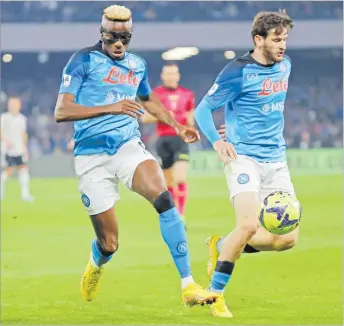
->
<box><xmin>105</xmin><ymin>92</ymin><xmax>136</xmax><ymax>103</ymax></box>
<box><xmin>167</xmin><ymin>94</ymin><xmax>180</xmax><ymax>111</ymax></box>
<box><xmin>261</xmin><ymin>101</ymin><xmax>284</xmax><ymax>114</ymax></box>
<box><xmin>103</xmin><ymin>67</ymin><xmax>138</xmax><ymax>86</ymax></box>
<box><xmin>207</xmin><ymin>83</ymin><xmax>219</xmax><ymax>96</ymax></box>
<box><xmin>63</xmin><ymin>74</ymin><xmax>72</xmax><ymax>87</ymax></box>
<box><xmin>257</xmin><ymin>78</ymin><xmax>288</xmax><ymax>97</ymax></box>
<box><xmin>247</xmin><ymin>73</ymin><xmax>258</xmax><ymax>81</ymax></box>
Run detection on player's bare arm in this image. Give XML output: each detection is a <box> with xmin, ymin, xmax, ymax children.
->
<box><xmin>55</xmin><ymin>93</ymin><xmax>144</xmax><ymax>122</ymax></box>
<box><xmin>139</xmin><ymin>93</ymin><xmax>200</xmax><ymax>143</ymax></box>
<box><xmin>140</xmin><ymin>110</ymin><xmax>158</xmax><ymax>123</ymax></box>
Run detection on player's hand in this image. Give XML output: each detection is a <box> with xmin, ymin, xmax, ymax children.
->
<box><xmin>213</xmin><ymin>139</ymin><xmax>237</xmax><ymax>164</ymax></box>
<box><xmin>109</xmin><ymin>99</ymin><xmax>144</xmax><ymax>118</ymax></box>
<box><xmin>176</xmin><ymin>124</ymin><xmax>201</xmax><ymax>144</ymax></box>
<box><xmin>218</xmin><ymin>124</ymin><xmax>226</xmax><ymax>141</ymax></box>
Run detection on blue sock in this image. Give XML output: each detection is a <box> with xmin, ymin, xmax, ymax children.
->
<box><xmin>91</xmin><ymin>239</ymin><xmax>114</xmax><ymax>267</ymax></box>
<box><xmin>210</xmin><ymin>261</ymin><xmax>235</xmax><ymax>293</ymax></box>
<box><xmin>159</xmin><ymin>207</ymin><xmax>192</xmax><ymax>278</ymax></box>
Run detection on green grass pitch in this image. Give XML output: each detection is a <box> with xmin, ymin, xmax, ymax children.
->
<box><xmin>1</xmin><ymin>174</ymin><xmax>342</xmax><ymax>324</ymax></box>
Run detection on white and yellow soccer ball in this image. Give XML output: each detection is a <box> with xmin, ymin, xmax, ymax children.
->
<box><xmin>259</xmin><ymin>191</ymin><xmax>302</xmax><ymax>235</ymax></box>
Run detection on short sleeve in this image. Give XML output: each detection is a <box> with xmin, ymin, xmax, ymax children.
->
<box><xmin>137</xmin><ymin>63</ymin><xmax>152</xmax><ymax>97</ymax></box>
<box><xmin>203</xmin><ymin>61</ymin><xmax>243</xmax><ymax>109</ymax></box>
<box><xmin>59</xmin><ymin>51</ymin><xmax>90</xmax><ymax>96</ymax></box>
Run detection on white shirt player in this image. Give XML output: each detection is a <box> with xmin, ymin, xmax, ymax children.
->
<box><xmin>1</xmin><ymin>112</ymin><xmax>27</xmax><ymax>157</ymax></box>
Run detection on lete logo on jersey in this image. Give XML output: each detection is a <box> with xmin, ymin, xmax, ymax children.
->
<box><xmin>257</xmin><ymin>78</ymin><xmax>288</xmax><ymax>97</ymax></box>
<box><xmin>103</xmin><ymin>67</ymin><xmax>138</xmax><ymax>86</ymax></box>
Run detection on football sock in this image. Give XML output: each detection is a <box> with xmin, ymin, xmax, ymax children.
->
<box><xmin>18</xmin><ymin>169</ymin><xmax>31</xmax><ymax>198</ymax></box>
<box><xmin>176</xmin><ymin>183</ymin><xmax>188</xmax><ymax>216</ymax></box>
<box><xmin>210</xmin><ymin>261</ymin><xmax>235</xmax><ymax>294</ymax></box>
<box><xmin>154</xmin><ymin>191</ymin><xmax>192</xmax><ymax>280</ymax></box>
<box><xmin>91</xmin><ymin>239</ymin><xmax>114</xmax><ymax>268</ymax></box>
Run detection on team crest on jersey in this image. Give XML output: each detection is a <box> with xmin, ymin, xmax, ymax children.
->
<box><xmin>279</xmin><ymin>61</ymin><xmax>288</xmax><ymax>73</ymax></box>
<box><xmin>63</xmin><ymin>74</ymin><xmax>72</xmax><ymax>87</ymax></box>
<box><xmin>128</xmin><ymin>58</ymin><xmax>138</xmax><ymax>70</ymax></box>
<box><xmin>207</xmin><ymin>83</ymin><xmax>218</xmax><ymax>96</ymax></box>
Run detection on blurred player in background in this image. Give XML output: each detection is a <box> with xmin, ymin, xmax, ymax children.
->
<box><xmin>55</xmin><ymin>5</ymin><xmax>218</xmax><ymax>308</ymax></box>
<box><xmin>1</xmin><ymin>97</ymin><xmax>34</xmax><ymax>202</ymax></box>
<box><xmin>194</xmin><ymin>10</ymin><xmax>299</xmax><ymax>317</ymax></box>
<box><xmin>141</xmin><ymin>64</ymin><xmax>195</xmax><ymax>226</ymax></box>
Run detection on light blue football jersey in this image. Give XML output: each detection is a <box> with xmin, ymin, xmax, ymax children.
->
<box><xmin>58</xmin><ymin>41</ymin><xmax>152</xmax><ymax>156</ymax></box>
<box><xmin>201</xmin><ymin>51</ymin><xmax>291</xmax><ymax>162</ymax></box>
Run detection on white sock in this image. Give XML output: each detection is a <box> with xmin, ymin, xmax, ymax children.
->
<box><xmin>181</xmin><ymin>275</ymin><xmax>194</xmax><ymax>289</ymax></box>
<box><xmin>90</xmin><ymin>253</ymin><xmax>100</xmax><ymax>269</ymax></box>
<box><xmin>18</xmin><ymin>169</ymin><xmax>31</xmax><ymax>198</ymax></box>
<box><xmin>1</xmin><ymin>171</ymin><xmax>8</xmax><ymax>199</ymax></box>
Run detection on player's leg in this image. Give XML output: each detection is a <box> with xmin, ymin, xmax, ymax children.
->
<box><xmin>17</xmin><ymin>159</ymin><xmax>34</xmax><ymax>201</ymax></box>
<box><xmin>75</xmin><ymin>155</ymin><xmax>119</xmax><ymax>301</ymax></box>
<box><xmin>246</xmin><ymin>162</ymin><xmax>299</xmax><ymax>251</ymax></box>
<box><xmin>215</xmin><ymin>162</ymin><xmax>299</xmax><ymax>254</ymax></box>
<box><xmin>163</xmin><ymin>167</ymin><xmax>175</xmax><ymax>199</ymax></box>
<box><xmin>207</xmin><ymin>156</ymin><xmax>261</xmax><ymax>317</ymax></box>
<box><xmin>156</xmin><ymin>137</ymin><xmax>176</xmax><ymax>201</ymax></box>
<box><xmin>1</xmin><ymin>155</ymin><xmax>15</xmax><ymax>200</ymax></box>
<box><xmin>172</xmin><ymin>140</ymin><xmax>190</xmax><ymax>222</ymax></box>
<box><xmin>116</xmin><ymin>139</ymin><xmax>218</xmax><ymax>306</ymax></box>
<box><xmin>173</xmin><ymin>161</ymin><xmax>188</xmax><ymax>224</ymax></box>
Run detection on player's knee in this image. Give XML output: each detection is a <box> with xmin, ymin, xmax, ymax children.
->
<box><xmin>153</xmin><ymin>190</ymin><xmax>175</xmax><ymax>214</ymax></box>
<box><xmin>236</xmin><ymin>220</ymin><xmax>259</xmax><ymax>239</ymax></box>
<box><xmin>274</xmin><ymin>234</ymin><xmax>298</xmax><ymax>251</ymax></box>
<box><xmin>98</xmin><ymin>235</ymin><xmax>119</xmax><ymax>254</ymax></box>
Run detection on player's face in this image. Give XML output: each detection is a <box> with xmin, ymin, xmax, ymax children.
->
<box><xmin>262</xmin><ymin>27</ymin><xmax>288</xmax><ymax>62</ymax></box>
<box><xmin>161</xmin><ymin>65</ymin><xmax>181</xmax><ymax>88</ymax></box>
<box><xmin>101</xmin><ymin>18</ymin><xmax>133</xmax><ymax>60</ymax></box>
<box><xmin>7</xmin><ymin>97</ymin><xmax>22</xmax><ymax>115</ymax></box>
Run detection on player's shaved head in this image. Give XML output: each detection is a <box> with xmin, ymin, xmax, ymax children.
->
<box><xmin>161</xmin><ymin>63</ymin><xmax>181</xmax><ymax>89</ymax></box>
<box><xmin>7</xmin><ymin>96</ymin><xmax>22</xmax><ymax>115</ymax></box>
<box><xmin>100</xmin><ymin>5</ymin><xmax>133</xmax><ymax>60</ymax></box>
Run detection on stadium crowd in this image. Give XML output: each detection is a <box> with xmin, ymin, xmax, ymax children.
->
<box><xmin>2</xmin><ymin>1</ymin><xmax>343</xmax><ymax>22</ymax></box>
<box><xmin>1</xmin><ymin>48</ymin><xmax>342</xmax><ymax>157</ymax></box>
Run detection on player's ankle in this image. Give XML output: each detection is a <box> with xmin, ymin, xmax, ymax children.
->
<box><xmin>181</xmin><ymin>275</ymin><xmax>194</xmax><ymax>289</ymax></box>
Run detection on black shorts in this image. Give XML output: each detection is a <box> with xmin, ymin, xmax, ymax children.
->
<box><xmin>156</xmin><ymin>136</ymin><xmax>189</xmax><ymax>169</ymax></box>
<box><xmin>5</xmin><ymin>155</ymin><xmax>25</xmax><ymax>167</ymax></box>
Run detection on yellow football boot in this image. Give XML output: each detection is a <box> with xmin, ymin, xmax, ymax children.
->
<box><xmin>182</xmin><ymin>282</ymin><xmax>219</xmax><ymax>307</ymax></box>
<box><xmin>209</xmin><ymin>294</ymin><xmax>233</xmax><ymax>318</ymax></box>
<box><xmin>80</xmin><ymin>255</ymin><xmax>103</xmax><ymax>301</ymax></box>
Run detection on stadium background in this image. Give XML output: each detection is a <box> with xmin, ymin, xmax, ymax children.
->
<box><xmin>1</xmin><ymin>1</ymin><xmax>343</xmax><ymax>325</ymax></box>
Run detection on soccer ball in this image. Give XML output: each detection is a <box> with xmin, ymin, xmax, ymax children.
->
<box><xmin>259</xmin><ymin>191</ymin><xmax>302</xmax><ymax>235</ymax></box>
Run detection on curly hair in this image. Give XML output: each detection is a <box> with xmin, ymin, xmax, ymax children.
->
<box><xmin>251</xmin><ymin>10</ymin><xmax>294</xmax><ymax>43</ymax></box>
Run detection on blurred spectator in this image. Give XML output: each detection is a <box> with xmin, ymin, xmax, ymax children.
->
<box><xmin>1</xmin><ymin>48</ymin><xmax>342</xmax><ymax>155</ymax></box>
<box><xmin>2</xmin><ymin>1</ymin><xmax>343</xmax><ymax>22</ymax></box>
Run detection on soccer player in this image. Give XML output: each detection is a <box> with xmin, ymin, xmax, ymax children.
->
<box><xmin>194</xmin><ymin>10</ymin><xmax>299</xmax><ymax>317</ymax></box>
<box><xmin>1</xmin><ymin>96</ymin><xmax>34</xmax><ymax>202</ymax></box>
<box><xmin>141</xmin><ymin>64</ymin><xmax>195</xmax><ymax>225</ymax></box>
<box><xmin>54</xmin><ymin>5</ymin><xmax>218</xmax><ymax>307</ymax></box>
